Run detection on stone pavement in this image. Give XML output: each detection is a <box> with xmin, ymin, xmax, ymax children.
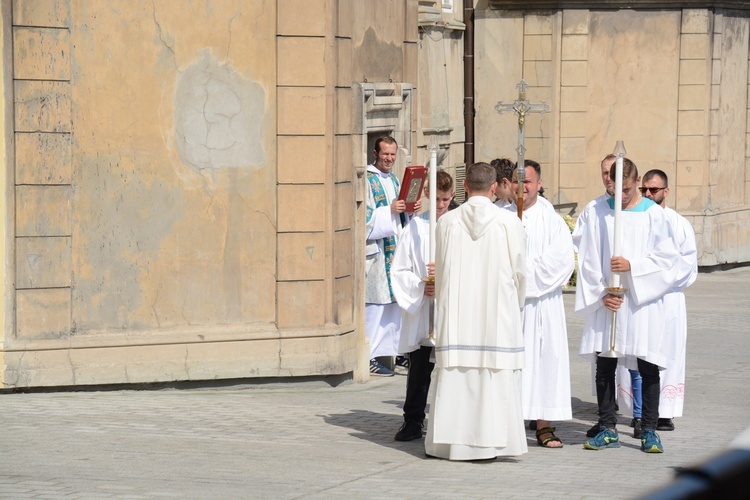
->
<box><xmin>1</xmin><ymin>267</ymin><xmax>749</xmax><ymax>499</ymax></box>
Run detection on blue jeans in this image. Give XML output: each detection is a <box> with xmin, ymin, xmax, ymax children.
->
<box><xmin>629</xmin><ymin>369</ymin><xmax>642</xmax><ymax>418</ymax></box>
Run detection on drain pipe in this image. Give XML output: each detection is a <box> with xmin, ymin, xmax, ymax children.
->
<box><xmin>464</xmin><ymin>0</ymin><xmax>475</xmax><ymax>168</ymax></box>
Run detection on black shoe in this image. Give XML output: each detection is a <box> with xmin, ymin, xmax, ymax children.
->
<box><xmin>632</xmin><ymin>418</ymin><xmax>643</xmax><ymax>439</ymax></box>
<box><xmin>657</xmin><ymin>418</ymin><xmax>675</xmax><ymax>431</ymax></box>
<box><xmin>586</xmin><ymin>422</ymin><xmax>601</xmax><ymax>438</ymax></box>
<box><xmin>369</xmin><ymin>358</ymin><xmax>395</xmax><ymax>377</ymax></box>
<box><xmin>394</xmin><ymin>355</ymin><xmax>409</xmax><ymax>375</ymax></box>
<box><xmin>396</xmin><ymin>355</ymin><xmax>410</xmax><ymax>369</ymax></box>
<box><xmin>395</xmin><ymin>420</ymin><xmax>424</xmax><ymax>441</ymax></box>
<box><xmin>529</xmin><ymin>420</ymin><xmax>537</xmax><ymax>431</ymax></box>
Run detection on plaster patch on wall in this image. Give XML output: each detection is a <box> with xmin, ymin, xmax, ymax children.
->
<box><xmin>354</xmin><ymin>27</ymin><xmax>403</xmax><ymax>82</ymax></box>
<box><xmin>174</xmin><ymin>52</ymin><xmax>265</xmax><ymax>173</ymax></box>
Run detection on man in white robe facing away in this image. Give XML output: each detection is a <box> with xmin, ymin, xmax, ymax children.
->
<box><xmin>425</xmin><ymin>162</ymin><xmax>528</xmax><ymax>461</ymax></box>
<box><xmin>576</xmin><ymin>157</ymin><xmax>680</xmax><ymax>453</ymax></box>
<box><xmin>505</xmin><ymin>160</ymin><xmax>575</xmax><ymax>448</ymax></box>
<box><xmin>616</xmin><ymin>169</ymin><xmax>698</xmax><ymax>432</ymax></box>
<box><xmin>365</xmin><ymin>136</ymin><xmax>420</xmax><ymax>376</ymax></box>
<box><xmin>391</xmin><ymin>170</ymin><xmax>455</xmax><ymax>441</ymax></box>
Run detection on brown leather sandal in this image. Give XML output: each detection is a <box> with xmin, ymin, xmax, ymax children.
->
<box><xmin>536</xmin><ymin>426</ymin><xmax>564</xmax><ymax>448</ymax></box>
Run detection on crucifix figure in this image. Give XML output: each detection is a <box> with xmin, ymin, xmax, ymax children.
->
<box><xmin>495</xmin><ymin>80</ymin><xmax>550</xmax><ymax>218</ymax></box>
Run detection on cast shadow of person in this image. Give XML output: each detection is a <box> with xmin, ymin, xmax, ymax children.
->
<box><xmin>321</xmin><ymin>408</ymin><xmax>426</xmax><ymax>459</ymax></box>
<box><xmin>321</xmin><ymin>408</ymin><xmax>520</xmax><ymax>462</ymax></box>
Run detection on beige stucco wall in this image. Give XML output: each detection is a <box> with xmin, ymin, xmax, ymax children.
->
<box><xmin>0</xmin><ymin>0</ymin><xmax>367</xmax><ymax>388</ymax></box>
<box><xmin>475</xmin><ymin>7</ymin><xmax>750</xmax><ymax>266</ymax></box>
<box><xmin>0</xmin><ymin>1</ymin><xmax>10</xmax><ymax>383</ymax></box>
<box><xmin>6</xmin><ymin>0</ymin><xmax>292</xmax><ymax>388</ymax></box>
<box><xmin>418</xmin><ymin>0</ymin><xmax>466</xmax><ymax>186</ymax></box>
<box><xmin>2</xmin><ymin>0</ymin><xmax>460</xmax><ymax>389</ymax></box>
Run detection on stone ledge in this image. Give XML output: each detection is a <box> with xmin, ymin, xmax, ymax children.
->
<box><xmin>3</xmin><ymin>323</ymin><xmax>356</xmax><ymax>352</ymax></box>
<box><xmin>488</xmin><ymin>1</ymin><xmax>750</xmax><ymax>9</ymax></box>
<box><xmin>1</xmin><ymin>330</ymin><xmax>359</xmax><ymax>389</ymax></box>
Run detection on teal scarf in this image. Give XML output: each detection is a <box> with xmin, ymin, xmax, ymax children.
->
<box><xmin>367</xmin><ymin>171</ymin><xmax>400</xmax><ymax>302</ymax></box>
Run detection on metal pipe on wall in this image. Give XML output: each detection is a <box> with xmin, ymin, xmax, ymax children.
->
<box><xmin>463</xmin><ymin>0</ymin><xmax>475</xmax><ymax>169</ymax></box>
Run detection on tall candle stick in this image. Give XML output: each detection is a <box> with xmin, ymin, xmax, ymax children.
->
<box><xmin>429</xmin><ymin>137</ymin><xmax>438</xmax><ymax>262</ymax></box>
<box><xmin>419</xmin><ymin>137</ymin><xmax>440</xmax><ymax>348</ymax></box>
<box><xmin>611</xmin><ymin>141</ymin><xmax>627</xmax><ymax>289</ymax></box>
<box><xmin>599</xmin><ymin>140</ymin><xmax>628</xmax><ymax>359</ymax></box>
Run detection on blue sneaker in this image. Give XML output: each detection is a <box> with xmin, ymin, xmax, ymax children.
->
<box><xmin>369</xmin><ymin>359</ymin><xmax>394</xmax><ymax>377</ymax></box>
<box><xmin>583</xmin><ymin>426</ymin><xmax>621</xmax><ymax>450</ymax></box>
<box><xmin>640</xmin><ymin>429</ymin><xmax>664</xmax><ymax>453</ymax></box>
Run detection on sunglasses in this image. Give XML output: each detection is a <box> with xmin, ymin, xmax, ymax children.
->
<box><xmin>639</xmin><ymin>187</ymin><xmax>666</xmax><ymax>194</ymax></box>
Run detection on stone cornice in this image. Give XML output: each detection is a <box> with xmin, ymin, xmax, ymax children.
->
<box><xmin>487</xmin><ymin>0</ymin><xmax>750</xmax><ymax>10</ymax></box>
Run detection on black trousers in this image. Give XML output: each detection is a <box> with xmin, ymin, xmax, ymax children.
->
<box><xmin>402</xmin><ymin>346</ymin><xmax>435</xmax><ymax>423</ymax></box>
<box><xmin>596</xmin><ymin>356</ymin><xmax>660</xmax><ymax>430</ymax></box>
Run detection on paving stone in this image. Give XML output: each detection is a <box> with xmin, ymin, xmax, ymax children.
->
<box><xmin>0</xmin><ymin>268</ymin><xmax>748</xmax><ymax>498</ymax></box>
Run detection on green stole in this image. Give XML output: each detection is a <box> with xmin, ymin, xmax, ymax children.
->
<box><xmin>366</xmin><ymin>171</ymin><xmax>400</xmax><ymax>302</ymax></box>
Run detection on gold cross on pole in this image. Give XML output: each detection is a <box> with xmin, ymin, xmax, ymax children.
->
<box><xmin>495</xmin><ymin>80</ymin><xmax>550</xmax><ymax>218</ymax></box>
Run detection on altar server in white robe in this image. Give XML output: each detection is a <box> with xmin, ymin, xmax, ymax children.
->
<box><xmin>425</xmin><ymin>162</ymin><xmax>528</xmax><ymax>461</ymax></box>
<box><xmin>573</xmin><ymin>154</ymin><xmax>631</xmax><ymax>440</ymax></box>
<box><xmin>391</xmin><ymin>170</ymin><xmax>455</xmax><ymax>442</ymax></box>
<box><xmin>577</xmin><ymin>158</ymin><xmax>680</xmax><ymax>453</ymax></box>
<box><xmin>491</xmin><ymin>158</ymin><xmax>516</xmax><ymax>209</ymax></box>
<box><xmin>572</xmin><ymin>154</ymin><xmax>615</xmax><ymax>251</ymax></box>
<box><xmin>365</xmin><ymin>136</ymin><xmax>420</xmax><ymax>376</ymax></box>
<box><xmin>505</xmin><ymin>160</ymin><xmax>575</xmax><ymax>448</ymax></box>
<box><xmin>616</xmin><ymin>169</ymin><xmax>698</xmax><ymax>431</ymax></box>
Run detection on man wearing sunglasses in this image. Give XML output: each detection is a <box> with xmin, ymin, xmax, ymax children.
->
<box><xmin>616</xmin><ymin>170</ymin><xmax>698</xmax><ymax>433</ymax></box>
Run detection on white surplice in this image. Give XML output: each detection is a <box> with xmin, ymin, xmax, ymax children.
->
<box><xmin>494</xmin><ymin>198</ymin><xmax>511</xmax><ymax>209</ymax></box>
<box><xmin>572</xmin><ymin>194</ymin><xmax>609</xmax><ymax>252</ymax></box>
<box><xmin>575</xmin><ymin>198</ymin><xmax>680</xmax><ymax>370</ymax></box>
<box><xmin>391</xmin><ymin>213</ymin><xmax>433</xmax><ymax>354</ymax></box>
<box><xmin>425</xmin><ymin>196</ymin><xmax>528</xmax><ymax>460</ymax></box>
<box><xmin>365</xmin><ymin>165</ymin><xmax>405</xmax><ymax>358</ymax></box>
<box><xmin>616</xmin><ymin>207</ymin><xmax>698</xmax><ymax>418</ymax></box>
<box><xmin>505</xmin><ymin>198</ymin><xmax>575</xmax><ymax>421</ymax></box>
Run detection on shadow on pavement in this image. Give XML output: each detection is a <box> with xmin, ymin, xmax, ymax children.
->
<box><xmin>321</xmin><ymin>408</ymin><xmax>431</xmax><ymax>458</ymax></box>
<box><xmin>323</xmin><ymin>407</ymin><xmax>524</xmax><ymax>463</ymax></box>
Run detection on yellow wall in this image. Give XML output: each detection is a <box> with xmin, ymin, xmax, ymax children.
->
<box><xmin>475</xmin><ymin>8</ymin><xmax>750</xmax><ymax>266</ymax></box>
<box><xmin>0</xmin><ymin>1</ymin><xmax>9</xmax><ymax>386</ymax></box>
<box><xmin>2</xmin><ymin>0</ymin><xmax>433</xmax><ymax>389</ymax></box>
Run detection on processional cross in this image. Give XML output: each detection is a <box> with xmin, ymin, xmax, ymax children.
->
<box><xmin>494</xmin><ymin>80</ymin><xmax>550</xmax><ymax>218</ymax></box>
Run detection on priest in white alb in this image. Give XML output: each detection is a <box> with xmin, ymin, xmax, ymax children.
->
<box><xmin>391</xmin><ymin>170</ymin><xmax>455</xmax><ymax>442</ymax></box>
<box><xmin>572</xmin><ymin>154</ymin><xmax>615</xmax><ymax>251</ymax></box>
<box><xmin>425</xmin><ymin>162</ymin><xmax>528</xmax><ymax>461</ymax></box>
<box><xmin>365</xmin><ymin>136</ymin><xmax>420</xmax><ymax>376</ymax></box>
<box><xmin>505</xmin><ymin>159</ymin><xmax>575</xmax><ymax>448</ymax></box>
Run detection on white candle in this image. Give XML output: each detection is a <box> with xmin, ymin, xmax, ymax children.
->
<box><xmin>611</xmin><ymin>141</ymin><xmax>626</xmax><ymax>289</ymax></box>
<box><xmin>429</xmin><ymin>139</ymin><xmax>438</xmax><ymax>262</ymax></box>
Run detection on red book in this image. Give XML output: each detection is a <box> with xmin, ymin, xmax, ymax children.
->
<box><xmin>398</xmin><ymin>166</ymin><xmax>427</xmax><ymax>212</ymax></box>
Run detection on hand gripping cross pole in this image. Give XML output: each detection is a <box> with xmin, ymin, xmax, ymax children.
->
<box><xmin>495</xmin><ymin>80</ymin><xmax>550</xmax><ymax>219</ymax></box>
